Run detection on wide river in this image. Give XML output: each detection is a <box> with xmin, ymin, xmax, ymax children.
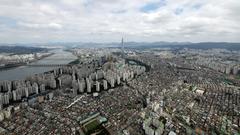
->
<box><xmin>0</xmin><ymin>49</ymin><xmax>77</xmax><ymax>81</ymax></box>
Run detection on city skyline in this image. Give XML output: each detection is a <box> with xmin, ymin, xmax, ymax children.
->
<box><xmin>0</xmin><ymin>0</ymin><xmax>240</xmax><ymax>43</ymax></box>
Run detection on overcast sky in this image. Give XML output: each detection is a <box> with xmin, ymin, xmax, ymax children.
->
<box><xmin>0</xmin><ymin>0</ymin><xmax>239</xmax><ymax>43</ymax></box>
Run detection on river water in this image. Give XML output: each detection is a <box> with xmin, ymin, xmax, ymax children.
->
<box><xmin>0</xmin><ymin>49</ymin><xmax>77</xmax><ymax>81</ymax></box>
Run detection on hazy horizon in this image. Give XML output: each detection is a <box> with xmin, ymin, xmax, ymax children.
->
<box><xmin>1</xmin><ymin>41</ymin><xmax>240</xmax><ymax>46</ymax></box>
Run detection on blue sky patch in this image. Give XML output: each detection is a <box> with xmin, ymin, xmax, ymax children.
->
<box><xmin>140</xmin><ymin>0</ymin><xmax>166</xmax><ymax>13</ymax></box>
<box><xmin>0</xmin><ymin>16</ymin><xmax>17</xmax><ymax>28</ymax></box>
<box><xmin>192</xmin><ymin>3</ymin><xmax>203</xmax><ymax>10</ymax></box>
<box><xmin>175</xmin><ymin>8</ymin><xmax>184</xmax><ymax>15</ymax></box>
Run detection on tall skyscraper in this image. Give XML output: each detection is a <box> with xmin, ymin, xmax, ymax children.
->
<box><xmin>121</xmin><ymin>37</ymin><xmax>125</xmax><ymax>59</ymax></box>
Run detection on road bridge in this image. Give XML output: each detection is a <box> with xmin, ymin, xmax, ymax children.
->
<box><xmin>26</xmin><ymin>64</ymin><xmax>73</xmax><ymax>67</ymax></box>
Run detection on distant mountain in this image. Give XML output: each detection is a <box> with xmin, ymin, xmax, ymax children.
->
<box><xmin>120</xmin><ymin>42</ymin><xmax>240</xmax><ymax>50</ymax></box>
<box><xmin>180</xmin><ymin>42</ymin><xmax>240</xmax><ymax>50</ymax></box>
<box><xmin>1</xmin><ymin>42</ymin><xmax>240</xmax><ymax>50</ymax></box>
<box><xmin>60</xmin><ymin>41</ymin><xmax>240</xmax><ymax>51</ymax></box>
<box><xmin>0</xmin><ymin>46</ymin><xmax>48</xmax><ymax>54</ymax></box>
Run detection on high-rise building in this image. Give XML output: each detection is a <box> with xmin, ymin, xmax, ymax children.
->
<box><xmin>121</xmin><ymin>37</ymin><xmax>125</xmax><ymax>59</ymax></box>
<box><xmin>96</xmin><ymin>81</ymin><xmax>100</xmax><ymax>92</ymax></box>
<box><xmin>103</xmin><ymin>80</ymin><xmax>108</xmax><ymax>90</ymax></box>
<box><xmin>0</xmin><ymin>94</ymin><xmax>3</xmax><ymax>110</ymax></box>
<box><xmin>86</xmin><ymin>78</ymin><xmax>91</xmax><ymax>93</ymax></box>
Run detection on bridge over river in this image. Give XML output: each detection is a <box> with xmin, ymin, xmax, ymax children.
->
<box><xmin>0</xmin><ymin>49</ymin><xmax>77</xmax><ymax>81</ymax></box>
<box><xmin>26</xmin><ymin>64</ymin><xmax>74</xmax><ymax>67</ymax></box>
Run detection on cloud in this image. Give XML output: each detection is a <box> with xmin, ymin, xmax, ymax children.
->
<box><xmin>0</xmin><ymin>0</ymin><xmax>239</xmax><ymax>43</ymax></box>
<box><xmin>18</xmin><ymin>22</ymin><xmax>62</xmax><ymax>30</ymax></box>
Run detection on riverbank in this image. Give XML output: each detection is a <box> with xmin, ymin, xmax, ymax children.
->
<box><xmin>0</xmin><ymin>49</ymin><xmax>77</xmax><ymax>81</ymax></box>
<box><xmin>69</xmin><ymin>59</ymin><xmax>80</xmax><ymax>64</ymax></box>
<box><xmin>0</xmin><ymin>63</ymin><xmax>26</xmax><ymax>70</ymax></box>
<box><xmin>0</xmin><ymin>53</ymin><xmax>54</xmax><ymax>71</ymax></box>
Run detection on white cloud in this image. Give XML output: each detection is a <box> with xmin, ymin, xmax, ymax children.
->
<box><xmin>0</xmin><ymin>0</ymin><xmax>239</xmax><ymax>43</ymax></box>
<box><xmin>48</xmin><ymin>23</ymin><xmax>63</xmax><ymax>29</ymax></box>
<box><xmin>18</xmin><ymin>22</ymin><xmax>62</xmax><ymax>30</ymax></box>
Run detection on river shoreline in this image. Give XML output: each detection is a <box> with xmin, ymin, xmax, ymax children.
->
<box><xmin>0</xmin><ymin>49</ymin><xmax>77</xmax><ymax>81</ymax></box>
<box><xmin>0</xmin><ymin>53</ymin><xmax>55</xmax><ymax>71</ymax></box>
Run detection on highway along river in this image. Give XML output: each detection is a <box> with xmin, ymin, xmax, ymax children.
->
<box><xmin>0</xmin><ymin>49</ymin><xmax>77</xmax><ymax>81</ymax></box>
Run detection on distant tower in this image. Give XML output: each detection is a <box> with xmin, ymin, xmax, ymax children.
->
<box><xmin>121</xmin><ymin>37</ymin><xmax>125</xmax><ymax>59</ymax></box>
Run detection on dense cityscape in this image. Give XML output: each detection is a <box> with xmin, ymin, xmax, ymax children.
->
<box><xmin>0</xmin><ymin>42</ymin><xmax>240</xmax><ymax>135</ymax></box>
